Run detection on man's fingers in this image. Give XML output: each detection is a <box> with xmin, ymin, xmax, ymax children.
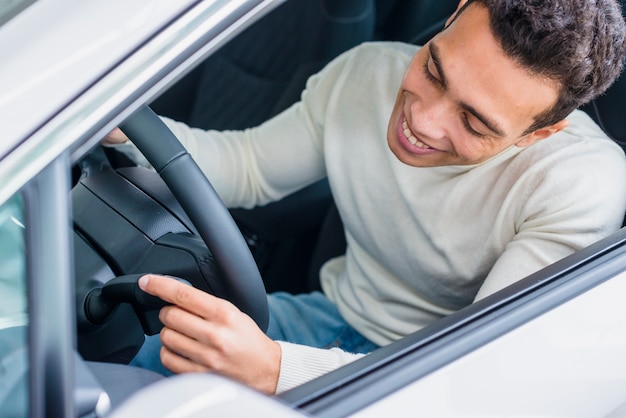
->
<box><xmin>160</xmin><ymin>342</ymin><xmax>208</xmax><ymax>374</ymax></box>
<box><xmin>138</xmin><ymin>274</ymin><xmax>227</xmax><ymax>320</ymax></box>
<box><xmin>102</xmin><ymin>127</ymin><xmax>129</xmax><ymax>144</ymax></box>
<box><xmin>159</xmin><ymin>305</ymin><xmax>218</xmax><ymax>344</ymax></box>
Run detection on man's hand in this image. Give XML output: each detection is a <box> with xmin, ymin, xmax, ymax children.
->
<box><xmin>138</xmin><ymin>274</ymin><xmax>281</xmax><ymax>394</ymax></box>
<box><xmin>102</xmin><ymin>127</ymin><xmax>129</xmax><ymax>145</ymax></box>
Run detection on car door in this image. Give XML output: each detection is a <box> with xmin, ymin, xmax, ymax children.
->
<box><xmin>281</xmin><ymin>229</ymin><xmax>626</xmax><ymax>417</ymax></box>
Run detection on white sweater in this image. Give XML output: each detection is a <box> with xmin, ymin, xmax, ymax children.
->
<box><xmin>120</xmin><ymin>42</ymin><xmax>626</xmax><ymax>392</ymax></box>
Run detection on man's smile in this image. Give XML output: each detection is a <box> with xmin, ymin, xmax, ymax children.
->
<box><xmin>395</xmin><ymin>113</ymin><xmax>440</xmax><ymax>155</ymax></box>
<box><xmin>402</xmin><ymin>120</ymin><xmax>431</xmax><ymax>148</ymax></box>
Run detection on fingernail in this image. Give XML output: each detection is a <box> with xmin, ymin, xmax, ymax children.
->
<box><xmin>138</xmin><ymin>275</ymin><xmax>150</xmax><ymax>289</ymax></box>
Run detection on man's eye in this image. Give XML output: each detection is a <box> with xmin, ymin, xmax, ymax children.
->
<box><xmin>423</xmin><ymin>60</ymin><xmax>442</xmax><ymax>86</ymax></box>
<box><xmin>462</xmin><ymin>113</ymin><xmax>487</xmax><ymax>139</ymax></box>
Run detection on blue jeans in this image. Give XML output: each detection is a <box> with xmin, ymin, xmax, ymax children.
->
<box><xmin>130</xmin><ymin>291</ymin><xmax>378</xmax><ymax>375</ymax></box>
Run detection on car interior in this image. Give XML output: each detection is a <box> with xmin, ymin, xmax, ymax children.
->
<box><xmin>147</xmin><ymin>0</ymin><xmax>626</xmax><ymax>297</ymax></box>
<box><xmin>62</xmin><ymin>0</ymin><xmax>626</xmax><ymax>413</ymax></box>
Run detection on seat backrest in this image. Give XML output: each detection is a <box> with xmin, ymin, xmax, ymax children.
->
<box><xmin>580</xmin><ymin>72</ymin><xmax>626</xmax><ymax>149</ymax></box>
<box><xmin>152</xmin><ymin>0</ymin><xmax>375</xmax><ymax>131</ymax></box>
<box><xmin>373</xmin><ymin>0</ymin><xmax>458</xmax><ymax>43</ymax></box>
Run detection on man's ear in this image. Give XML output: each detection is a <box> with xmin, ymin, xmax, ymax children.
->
<box><xmin>515</xmin><ymin>119</ymin><xmax>570</xmax><ymax>147</ymax></box>
<box><xmin>446</xmin><ymin>0</ymin><xmax>470</xmax><ymax>27</ymax></box>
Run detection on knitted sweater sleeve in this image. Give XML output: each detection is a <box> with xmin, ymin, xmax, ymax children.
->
<box><xmin>275</xmin><ymin>342</ymin><xmax>364</xmax><ymax>394</ymax></box>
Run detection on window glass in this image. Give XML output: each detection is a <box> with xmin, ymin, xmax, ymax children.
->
<box><xmin>0</xmin><ymin>193</ymin><xmax>28</xmax><ymax>417</ymax></box>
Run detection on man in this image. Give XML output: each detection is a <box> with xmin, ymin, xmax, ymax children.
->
<box><xmin>107</xmin><ymin>0</ymin><xmax>626</xmax><ymax>394</ymax></box>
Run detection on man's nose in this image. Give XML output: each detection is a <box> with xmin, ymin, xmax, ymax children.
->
<box><xmin>409</xmin><ymin>97</ymin><xmax>452</xmax><ymax>140</ymax></box>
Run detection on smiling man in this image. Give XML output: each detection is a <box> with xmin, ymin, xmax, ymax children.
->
<box><xmin>110</xmin><ymin>0</ymin><xmax>626</xmax><ymax>394</ymax></box>
<box><xmin>387</xmin><ymin>4</ymin><xmax>566</xmax><ymax>167</ymax></box>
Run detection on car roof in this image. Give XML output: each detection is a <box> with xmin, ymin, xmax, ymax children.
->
<box><xmin>0</xmin><ymin>0</ymin><xmax>197</xmax><ymax>159</ymax></box>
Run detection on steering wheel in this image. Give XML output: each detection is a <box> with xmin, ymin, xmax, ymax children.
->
<box><xmin>117</xmin><ymin>105</ymin><xmax>269</xmax><ymax>330</ymax></box>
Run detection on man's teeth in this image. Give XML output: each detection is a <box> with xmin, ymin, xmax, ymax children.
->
<box><xmin>402</xmin><ymin>121</ymin><xmax>431</xmax><ymax>148</ymax></box>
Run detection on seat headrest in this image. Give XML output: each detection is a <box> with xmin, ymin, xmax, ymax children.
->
<box><xmin>580</xmin><ymin>71</ymin><xmax>626</xmax><ymax>148</ymax></box>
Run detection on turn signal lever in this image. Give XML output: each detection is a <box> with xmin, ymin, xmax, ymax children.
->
<box><xmin>84</xmin><ymin>274</ymin><xmax>191</xmax><ymax>335</ymax></box>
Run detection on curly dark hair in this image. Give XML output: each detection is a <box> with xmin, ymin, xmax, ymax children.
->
<box><xmin>459</xmin><ymin>0</ymin><xmax>626</xmax><ymax>132</ymax></box>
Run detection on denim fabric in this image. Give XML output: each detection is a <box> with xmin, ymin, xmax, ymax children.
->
<box><xmin>130</xmin><ymin>332</ymin><xmax>172</xmax><ymax>376</ymax></box>
<box><xmin>266</xmin><ymin>291</ymin><xmax>378</xmax><ymax>353</ymax></box>
<box><xmin>130</xmin><ymin>291</ymin><xmax>378</xmax><ymax>375</ymax></box>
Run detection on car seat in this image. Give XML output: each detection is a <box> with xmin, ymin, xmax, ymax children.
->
<box><xmin>151</xmin><ymin>0</ymin><xmax>375</xmax><ymax>130</ymax></box>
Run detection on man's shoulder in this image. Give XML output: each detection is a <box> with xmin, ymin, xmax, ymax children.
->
<box><xmin>353</xmin><ymin>41</ymin><xmax>420</xmax><ymax>54</ymax></box>
<box><xmin>559</xmin><ymin>110</ymin><xmax>623</xmax><ymax>147</ymax></box>
<box><xmin>309</xmin><ymin>42</ymin><xmax>418</xmax><ymax>104</ymax></box>
<box><xmin>308</xmin><ymin>41</ymin><xmax>418</xmax><ymax>87</ymax></box>
<box><xmin>347</xmin><ymin>41</ymin><xmax>420</xmax><ymax>63</ymax></box>
<box><xmin>522</xmin><ymin>110</ymin><xmax>625</xmax><ymax>165</ymax></box>
<box><xmin>509</xmin><ymin>110</ymin><xmax>626</xmax><ymax>234</ymax></box>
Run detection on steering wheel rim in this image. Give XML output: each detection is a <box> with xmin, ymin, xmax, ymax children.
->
<box><xmin>119</xmin><ymin>105</ymin><xmax>269</xmax><ymax>331</ymax></box>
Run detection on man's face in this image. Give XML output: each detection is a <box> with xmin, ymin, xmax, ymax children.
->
<box><xmin>387</xmin><ymin>3</ymin><xmax>562</xmax><ymax>167</ymax></box>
